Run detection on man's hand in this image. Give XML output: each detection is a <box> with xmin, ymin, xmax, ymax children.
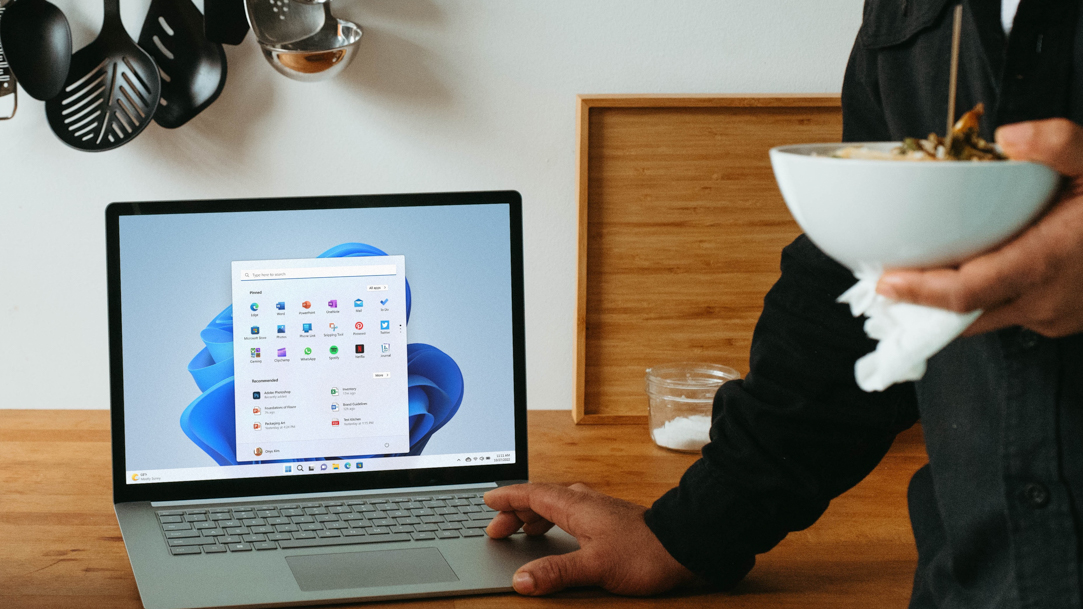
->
<box><xmin>483</xmin><ymin>482</ymin><xmax>696</xmax><ymax>596</ymax></box>
<box><xmin>876</xmin><ymin>118</ymin><xmax>1083</xmax><ymax>337</ymax></box>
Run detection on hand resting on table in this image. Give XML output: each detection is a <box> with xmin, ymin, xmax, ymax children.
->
<box><xmin>877</xmin><ymin>118</ymin><xmax>1083</xmax><ymax>337</ymax></box>
<box><xmin>484</xmin><ymin>482</ymin><xmax>696</xmax><ymax>596</ymax></box>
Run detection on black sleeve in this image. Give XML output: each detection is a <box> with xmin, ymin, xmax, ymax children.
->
<box><xmin>643</xmin><ymin>236</ymin><xmax>920</xmax><ymax>588</ymax></box>
<box><xmin>841</xmin><ymin>10</ymin><xmax>892</xmax><ymax>143</ymax></box>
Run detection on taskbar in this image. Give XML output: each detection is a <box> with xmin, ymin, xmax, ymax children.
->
<box><xmin>127</xmin><ymin>450</ymin><xmax>515</xmax><ymax>484</ymax></box>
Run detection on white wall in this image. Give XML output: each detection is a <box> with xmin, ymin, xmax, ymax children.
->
<box><xmin>0</xmin><ymin>0</ymin><xmax>862</xmax><ymax>410</ymax></box>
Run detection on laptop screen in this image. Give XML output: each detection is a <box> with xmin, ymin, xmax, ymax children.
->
<box><xmin>107</xmin><ymin>193</ymin><xmax>525</xmax><ymax>499</ymax></box>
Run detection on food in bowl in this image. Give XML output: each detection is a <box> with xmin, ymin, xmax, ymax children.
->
<box><xmin>832</xmin><ymin>104</ymin><xmax>1006</xmax><ymax>162</ymax></box>
<box><xmin>769</xmin><ymin>136</ymin><xmax>1059</xmax><ymax>270</ymax></box>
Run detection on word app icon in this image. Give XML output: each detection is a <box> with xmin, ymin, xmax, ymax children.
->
<box><xmin>329</xmin><ymin>322</ymin><xmax>338</xmax><ymax>332</ymax></box>
<box><xmin>276</xmin><ymin>302</ymin><xmax>285</xmax><ymax>310</ymax></box>
<box><xmin>380</xmin><ymin>320</ymin><xmax>390</xmax><ymax>330</ymax></box>
<box><xmin>303</xmin><ymin>323</ymin><xmax>312</xmax><ymax>333</ymax></box>
<box><xmin>354</xmin><ymin>299</ymin><xmax>363</xmax><ymax>307</ymax></box>
<box><xmin>302</xmin><ymin>301</ymin><xmax>312</xmax><ymax>310</ymax></box>
<box><xmin>354</xmin><ymin>321</ymin><xmax>364</xmax><ymax>330</ymax></box>
<box><xmin>250</xmin><ymin>303</ymin><xmax>259</xmax><ymax>311</ymax></box>
<box><xmin>328</xmin><ymin>299</ymin><xmax>338</xmax><ymax>309</ymax></box>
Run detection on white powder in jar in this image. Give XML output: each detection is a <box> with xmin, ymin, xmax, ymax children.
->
<box><xmin>652</xmin><ymin>415</ymin><xmax>712</xmax><ymax>451</ymax></box>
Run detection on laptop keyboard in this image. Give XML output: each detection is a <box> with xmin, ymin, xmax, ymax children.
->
<box><xmin>158</xmin><ymin>492</ymin><xmax>498</xmax><ymax>556</ymax></box>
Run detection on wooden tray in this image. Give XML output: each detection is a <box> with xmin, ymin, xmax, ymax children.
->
<box><xmin>574</xmin><ymin>95</ymin><xmax>842</xmax><ymax>424</ymax></box>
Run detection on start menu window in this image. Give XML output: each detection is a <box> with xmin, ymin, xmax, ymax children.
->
<box><xmin>230</xmin><ymin>256</ymin><xmax>410</xmax><ymax>462</ymax></box>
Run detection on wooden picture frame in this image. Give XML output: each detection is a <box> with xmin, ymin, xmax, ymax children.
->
<box><xmin>573</xmin><ymin>94</ymin><xmax>843</xmax><ymax>424</ymax></box>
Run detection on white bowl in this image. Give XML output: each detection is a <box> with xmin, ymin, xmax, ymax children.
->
<box><xmin>769</xmin><ymin>143</ymin><xmax>1060</xmax><ymax>270</ymax></box>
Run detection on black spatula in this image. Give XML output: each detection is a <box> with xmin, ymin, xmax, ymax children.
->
<box><xmin>204</xmin><ymin>0</ymin><xmax>249</xmax><ymax>45</ymax></box>
<box><xmin>45</xmin><ymin>0</ymin><xmax>161</xmax><ymax>152</ymax></box>
<box><xmin>138</xmin><ymin>0</ymin><xmax>226</xmax><ymax>129</ymax></box>
<box><xmin>0</xmin><ymin>0</ymin><xmax>72</xmax><ymax>101</ymax></box>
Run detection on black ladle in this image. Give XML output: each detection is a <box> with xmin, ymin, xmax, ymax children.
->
<box><xmin>204</xmin><ymin>0</ymin><xmax>249</xmax><ymax>46</ymax></box>
<box><xmin>44</xmin><ymin>0</ymin><xmax>161</xmax><ymax>152</ymax></box>
<box><xmin>138</xmin><ymin>0</ymin><xmax>227</xmax><ymax>129</ymax></box>
<box><xmin>0</xmin><ymin>0</ymin><xmax>72</xmax><ymax>101</ymax></box>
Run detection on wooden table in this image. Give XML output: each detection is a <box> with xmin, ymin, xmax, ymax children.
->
<box><xmin>0</xmin><ymin>410</ymin><xmax>927</xmax><ymax>608</ymax></box>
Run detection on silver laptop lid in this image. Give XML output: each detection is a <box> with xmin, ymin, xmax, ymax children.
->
<box><xmin>106</xmin><ymin>192</ymin><xmax>528</xmax><ymax>505</ymax></box>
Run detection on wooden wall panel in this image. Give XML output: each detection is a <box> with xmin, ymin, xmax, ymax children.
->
<box><xmin>574</xmin><ymin>95</ymin><xmax>842</xmax><ymax>424</ymax></box>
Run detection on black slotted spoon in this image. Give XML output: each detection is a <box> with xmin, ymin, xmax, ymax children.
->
<box><xmin>138</xmin><ymin>0</ymin><xmax>227</xmax><ymax>129</ymax></box>
<box><xmin>45</xmin><ymin>0</ymin><xmax>161</xmax><ymax>151</ymax></box>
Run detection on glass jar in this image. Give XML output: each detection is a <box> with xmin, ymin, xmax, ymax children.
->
<box><xmin>645</xmin><ymin>363</ymin><xmax>740</xmax><ymax>453</ymax></box>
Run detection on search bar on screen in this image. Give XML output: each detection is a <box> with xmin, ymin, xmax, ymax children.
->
<box><xmin>240</xmin><ymin>265</ymin><xmax>397</xmax><ymax>281</ymax></box>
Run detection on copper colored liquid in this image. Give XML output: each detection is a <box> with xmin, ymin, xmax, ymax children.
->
<box><xmin>278</xmin><ymin>50</ymin><xmax>346</xmax><ymax>74</ymax></box>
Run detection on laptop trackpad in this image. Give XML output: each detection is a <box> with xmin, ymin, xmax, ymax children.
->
<box><xmin>286</xmin><ymin>548</ymin><xmax>459</xmax><ymax>591</ymax></box>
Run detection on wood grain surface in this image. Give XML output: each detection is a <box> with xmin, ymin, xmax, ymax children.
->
<box><xmin>0</xmin><ymin>409</ymin><xmax>924</xmax><ymax>608</ymax></box>
<box><xmin>574</xmin><ymin>95</ymin><xmax>842</xmax><ymax>423</ymax></box>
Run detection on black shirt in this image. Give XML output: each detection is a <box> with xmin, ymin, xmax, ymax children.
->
<box><xmin>644</xmin><ymin>1</ymin><xmax>1083</xmax><ymax>606</ymax></box>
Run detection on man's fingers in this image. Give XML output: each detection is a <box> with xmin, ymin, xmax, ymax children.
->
<box><xmin>484</xmin><ymin>484</ymin><xmax>585</xmax><ymax>535</ymax></box>
<box><xmin>485</xmin><ymin>508</ymin><xmax>556</xmax><ymax>538</ymax></box>
<box><xmin>522</xmin><ymin>519</ymin><xmax>556</xmax><ymax>536</ymax></box>
<box><xmin>511</xmin><ymin>550</ymin><xmax>603</xmax><ymax>596</ymax></box>
<box><xmin>961</xmin><ymin>305</ymin><xmax>1017</xmax><ymax>336</ymax></box>
<box><xmin>878</xmin><ymin>259</ymin><xmax>1016</xmax><ymax>312</ymax></box>
<box><xmin>997</xmin><ymin>119</ymin><xmax>1083</xmax><ymax>178</ymax></box>
<box><xmin>568</xmin><ymin>482</ymin><xmax>600</xmax><ymax>495</ymax></box>
<box><xmin>485</xmin><ymin>511</ymin><xmax>527</xmax><ymax>538</ymax></box>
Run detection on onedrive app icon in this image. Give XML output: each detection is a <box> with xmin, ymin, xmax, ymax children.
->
<box><xmin>380</xmin><ymin>320</ymin><xmax>390</xmax><ymax>330</ymax></box>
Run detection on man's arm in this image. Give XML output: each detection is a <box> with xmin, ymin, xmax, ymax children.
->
<box><xmin>643</xmin><ymin>236</ymin><xmax>919</xmax><ymax>586</ymax></box>
<box><xmin>486</xmin><ymin>237</ymin><xmax>920</xmax><ymax>595</ymax></box>
<box><xmin>877</xmin><ymin>119</ymin><xmax>1083</xmax><ymax>337</ymax></box>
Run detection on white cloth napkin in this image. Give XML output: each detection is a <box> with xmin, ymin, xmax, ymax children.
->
<box><xmin>837</xmin><ymin>265</ymin><xmax>983</xmax><ymax>392</ymax></box>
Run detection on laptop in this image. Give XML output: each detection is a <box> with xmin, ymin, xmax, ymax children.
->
<box><xmin>106</xmin><ymin>191</ymin><xmax>577</xmax><ymax>609</ymax></box>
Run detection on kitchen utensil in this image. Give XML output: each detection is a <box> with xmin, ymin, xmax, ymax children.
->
<box><xmin>245</xmin><ymin>0</ymin><xmax>324</xmax><ymax>47</ymax></box>
<box><xmin>0</xmin><ymin>0</ymin><xmax>71</xmax><ymax>101</ymax></box>
<box><xmin>45</xmin><ymin>0</ymin><xmax>161</xmax><ymax>151</ymax></box>
<box><xmin>769</xmin><ymin>143</ymin><xmax>1059</xmax><ymax>270</ymax></box>
<box><xmin>258</xmin><ymin>2</ymin><xmax>361</xmax><ymax>82</ymax></box>
<box><xmin>204</xmin><ymin>0</ymin><xmax>248</xmax><ymax>45</ymax></box>
<box><xmin>945</xmin><ymin>4</ymin><xmax>963</xmax><ymax>148</ymax></box>
<box><xmin>0</xmin><ymin>0</ymin><xmax>17</xmax><ymax>119</ymax></box>
<box><xmin>138</xmin><ymin>0</ymin><xmax>226</xmax><ymax>129</ymax></box>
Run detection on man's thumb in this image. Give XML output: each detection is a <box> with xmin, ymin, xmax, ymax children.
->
<box><xmin>997</xmin><ymin>119</ymin><xmax>1083</xmax><ymax>178</ymax></box>
<box><xmin>512</xmin><ymin>550</ymin><xmax>601</xmax><ymax>596</ymax></box>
